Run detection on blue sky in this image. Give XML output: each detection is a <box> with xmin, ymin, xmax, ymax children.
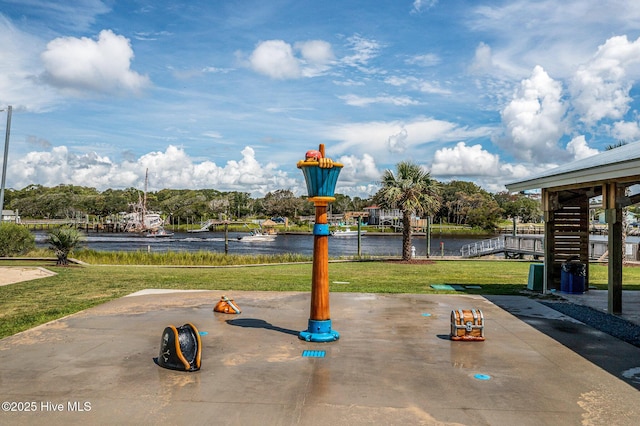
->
<box><xmin>1</xmin><ymin>0</ymin><xmax>640</xmax><ymax>197</ymax></box>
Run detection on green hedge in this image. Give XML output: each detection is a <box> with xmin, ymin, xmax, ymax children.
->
<box><xmin>0</xmin><ymin>223</ymin><xmax>35</xmax><ymax>256</ymax></box>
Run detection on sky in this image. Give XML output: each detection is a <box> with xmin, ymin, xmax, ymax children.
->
<box><xmin>1</xmin><ymin>0</ymin><xmax>640</xmax><ymax>198</ymax></box>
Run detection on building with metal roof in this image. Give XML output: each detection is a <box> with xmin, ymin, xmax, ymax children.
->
<box><xmin>506</xmin><ymin>141</ymin><xmax>640</xmax><ymax>315</ymax></box>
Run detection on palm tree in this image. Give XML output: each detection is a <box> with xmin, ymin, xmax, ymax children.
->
<box><xmin>374</xmin><ymin>161</ymin><xmax>441</xmax><ymax>260</ymax></box>
<box><xmin>46</xmin><ymin>227</ymin><xmax>83</xmax><ymax>265</ymax></box>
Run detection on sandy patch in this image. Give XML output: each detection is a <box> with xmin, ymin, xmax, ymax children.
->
<box><xmin>0</xmin><ymin>266</ymin><xmax>57</xmax><ymax>286</ymax></box>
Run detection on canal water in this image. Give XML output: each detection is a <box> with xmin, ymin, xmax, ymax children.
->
<box><xmin>34</xmin><ymin>231</ymin><xmax>490</xmax><ymax>257</ymax></box>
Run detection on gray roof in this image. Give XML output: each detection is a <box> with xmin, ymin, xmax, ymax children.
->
<box><xmin>505</xmin><ymin>141</ymin><xmax>640</xmax><ymax>192</ymax></box>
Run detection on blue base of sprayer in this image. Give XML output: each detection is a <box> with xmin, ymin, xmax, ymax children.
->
<box><xmin>299</xmin><ymin>319</ymin><xmax>339</xmax><ymax>342</ymax></box>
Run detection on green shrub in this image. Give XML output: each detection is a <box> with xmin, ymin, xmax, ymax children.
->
<box><xmin>0</xmin><ymin>223</ymin><xmax>36</xmax><ymax>256</ymax></box>
<box><xmin>46</xmin><ymin>227</ymin><xmax>84</xmax><ymax>265</ymax></box>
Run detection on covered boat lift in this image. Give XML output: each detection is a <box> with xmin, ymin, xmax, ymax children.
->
<box><xmin>506</xmin><ymin>142</ymin><xmax>640</xmax><ymax>315</ymax></box>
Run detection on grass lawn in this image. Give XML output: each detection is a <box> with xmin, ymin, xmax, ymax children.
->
<box><xmin>1</xmin><ymin>259</ymin><xmax>640</xmax><ymax>339</ymax></box>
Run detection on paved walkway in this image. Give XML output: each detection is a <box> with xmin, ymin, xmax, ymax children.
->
<box><xmin>559</xmin><ymin>289</ymin><xmax>640</xmax><ymax>325</ymax></box>
<box><xmin>2</xmin><ymin>290</ymin><xmax>640</xmax><ymax>425</ymax></box>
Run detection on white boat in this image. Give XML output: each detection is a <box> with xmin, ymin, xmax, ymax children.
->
<box><xmin>186</xmin><ymin>228</ymin><xmax>209</xmax><ymax>233</ymax></box>
<box><xmin>123</xmin><ymin>211</ymin><xmax>165</xmax><ymax>232</ymax></box>
<box><xmin>121</xmin><ymin>169</ymin><xmax>168</xmax><ymax>234</ymax></box>
<box><xmin>238</xmin><ymin>231</ymin><xmax>277</xmax><ymax>242</ymax></box>
<box><xmin>331</xmin><ymin>228</ymin><xmax>366</xmax><ymax>237</ymax></box>
<box><xmin>144</xmin><ymin>228</ymin><xmax>174</xmax><ymax>238</ymax></box>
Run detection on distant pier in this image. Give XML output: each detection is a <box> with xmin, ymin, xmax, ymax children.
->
<box><xmin>21</xmin><ymin>219</ymin><xmax>126</xmax><ymax>233</ymax></box>
<box><xmin>461</xmin><ymin>234</ymin><xmax>639</xmax><ymax>261</ymax></box>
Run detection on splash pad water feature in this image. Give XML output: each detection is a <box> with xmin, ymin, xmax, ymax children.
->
<box><xmin>297</xmin><ymin>144</ymin><xmax>343</xmax><ymax>342</ymax></box>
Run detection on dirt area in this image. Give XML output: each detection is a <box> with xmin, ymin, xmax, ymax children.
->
<box><xmin>0</xmin><ymin>267</ymin><xmax>57</xmax><ymax>286</ymax></box>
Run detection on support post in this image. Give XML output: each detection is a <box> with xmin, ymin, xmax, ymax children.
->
<box><xmin>426</xmin><ymin>216</ymin><xmax>431</xmax><ymax>258</ymax></box>
<box><xmin>604</xmin><ymin>183</ymin><xmax>623</xmax><ymax>314</ymax></box>
<box><xmin>542</xmin><ymin>189</ymin><xmax>554</xmax><ymax>294</ymax></box>
<box><xmin>357</xmin><ymin>216</ymin><xmax>362</xmax><ymax>258</ymax></box>
<box><xmin>224</xmin><ymin>222</ymin><xmax>229</xmax><ymax>255</ymax></box>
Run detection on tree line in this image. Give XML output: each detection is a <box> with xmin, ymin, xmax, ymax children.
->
<box><xmin>3</xmin><ymin>180</ymin><xmax>541</xmax><ymax>230</ymax></box>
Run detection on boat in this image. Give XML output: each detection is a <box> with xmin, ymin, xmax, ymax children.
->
<box><xmin>122</xmin><ymin>210</ymin><xmax>165</xmax><ymax>232</ymax></box>
<box><xmin>331</xmin><ymin>227</ymin><xmax>366</xmax><ymax>237</ymax></box>
<box><xmin>144</xmin><ymin>228</ymin><xmax>174</xmax><ymax>238</ymax></box>
<box><xmin>238</xmin><ymin>230</ymin><xmax>277</xmax><ymax>242</ymax></box>
<box><xmin>120</xmin><ymin>169</ymin><xmax>168</xmax><ymax>234</ymax></box>
<box><xmin>186</xmin><ymin>228</ymin><xmax>209</xmax><ymax>233</ymax></box>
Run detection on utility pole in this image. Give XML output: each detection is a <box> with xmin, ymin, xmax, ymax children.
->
<box><xmin>0</xmin><ymin>105</ymin><xmax>12</xmax><ymax>222</ymax></box>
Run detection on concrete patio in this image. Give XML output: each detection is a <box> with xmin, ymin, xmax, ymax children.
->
<box><xmin>2</xmin><ymin>289</ymin><xmax>640</xmax><ymax>425</ymax></box>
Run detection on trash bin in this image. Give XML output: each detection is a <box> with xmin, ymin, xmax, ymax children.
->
<box><xmin>560</xmin><ymin>258</ymin><xmax>586</xmax><ymax>294</ymax></box>
<box><xmin>527</xmin><ymin>263</ymin><xmax>544</xmax><ymax>291</ymax></box>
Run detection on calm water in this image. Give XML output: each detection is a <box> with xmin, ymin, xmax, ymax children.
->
<box><xmin>34</xmin><ymin>231</ymin><xmax>489</xmax><ymax>257</ymax></box>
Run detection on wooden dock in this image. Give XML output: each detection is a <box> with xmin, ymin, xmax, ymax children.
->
<box><xmin>21</xmin><ymin>219</ymin><xmax>125</xmax><ymax>232</ymax></box>
<box><xmin>460</xmin><ymin>235</ymin><xmax>638</xmax><ymax>260</ymax></box>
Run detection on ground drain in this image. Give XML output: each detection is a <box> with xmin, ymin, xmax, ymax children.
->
<box><xmin>302</xmin><ymin>350</ymin><xmax>326</xmax><ymax>358</ymax></box>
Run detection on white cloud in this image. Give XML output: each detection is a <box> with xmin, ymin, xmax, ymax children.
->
<box><xmin>296</xmin><ymin>40</ymin><xmax>333</xmax><ymax>64</ymax></box>
<box><xmin>411</xmin><ymin>0</ymin><xmax>438</xmax><ymax>14</ymax></box>
<box><xmin>0</xmin><ymin>16</ymin><xmax>57</xmax><ymax>111</ymax></box>
<box><xmin>430</xmin><ymin>141</ymin><xmax>557</xmax><ymax>193</ymax></box>
<box><xmin>570</xmin><ymin>35</ymin><xmax>640</xmax><ymax>127</ymax></box>
<box><xmin>431</xmin><ymin>142</ymin><xmax>500</xmax><ymax>176</ymax></box>
<box><xmin>8</xmin><ymin>0</ymin><xmax>110</xmax><ymax>32</ymax></box>
<box><xmin>469</xmin><ymin>42</ymin><xmax>493</xmax><ymax>74</ymax></box>
<box><xmin>9</xmin><ymin>146</ymin><xmax>119</xmax><ymax>189</ymax></box>
<box><xmin>565</xmin><ymin>135</ymin><xmax>599</xmax><ymax>160</ymax></box>
<box><xmin>494</xmin><ymin>65</ymin><xmax>567</xmax><ymax>162</ymax></box>
<box><xmin>41</xmin><ymin>30</ymin><xmax>150</xmax><ymax>95</ymax></box>
<box><xmin>496</xmin><ymin>162</ymin><xmax>538</xmax><ymax>181</ymax></box>
<box><xmin>405</xmin><ymin>53</ymin><xmax>441</xmax><ymax>67</ymax></box>
<box><xmin>133</xmin><ymin>30</ymin><xmax>173</xmax><ymax>42</ymax></box>
<box><xmin>332</xmin><ymin>79</ymin><xmax>365</xmax><ymax>87</ymax></box>
<box><xmin>335</xmin><ymin>153</ymin><xmax>381</xmax><ymax>184</ymax></box>
<box><xmin>249</xmin><ymin>39</ymin><xmax>334</xmax><ymax>79</ymax></box>
<box><xmin>466</xmin><ymin>161</ymin><xmax>554</xmax><ymax>194</ymax></box>
<box><xmin>383</xmin><ymin>76</ymin><xmax>450</xmax><ymax>95</ymax></box>
<box><xmin>384</xmin><ymin>76</ymin><xmax>408</xmax><ymax>86</ymax></box>
<box><xmin>8</xmin><ymin>145</ymin><xmax>297</xmax><ymax>197</ymax></box>
<box><xmin>295</xmin><ymin>40</ymin><xmax>335</xmax><ymax>77</ymax></box>
<box><xmin>141</xmin><ymin>146</ymin><xmax>297</xmax><ymax>194</ymax></box>
<box><xmin>202</xmin><ymin>66</ymin><xmax>233</xmax><ymax>74</ymax></box>
<box><xmin>332</xmin><ymin>153</ymin><xmax>382</xmax><ymax>198</ymax></box>
<box><xmin>387</xmin><ymin>128</ymin><xmax>408</xmax><ymax>153</ymax></box>
<box><xmin>339</xmin><ymin>94</ymin><xmax>420</xmax><ymax>107</ymax></box>
<box><xmin>326</xmin><ymin>117</ymin><xmax>493</xmax><ymax>161</ymax></box>
<box><xmin>468</xmin><ymin>1</ymin><xmax>640</xmax><ymax>78</ymax></box>
<box><xmin>249</xmin><ymin>40</ymin><xmax>301</xmax><ymax>79</ymax></box>
<box><xmin>202</xmin><ymin>131</ymin><xmax>223</xmax><ymax>139</ymax></box>
<box><xmin>327</xmin><ymin>118</ymin><xmax>453</xmax><ymax>156</ymax></box>
<box><xmin>340</xmin><ymin>34</ymin><xmax>383</xmax><ymax>73</ymax></box>
<box><xmin>417</xmin><ymin>81</ymin><xmax>450</xmax><ymax>95</ymax></box>
<box><xmin>335</xmin><ymin>183</ymin><xmax>380</xmax><ymax>199</ymax></box>
<box><xmin>610</xmin><ymin>120</ymin><xmax>640</xmax><ymax>141</ymax></box>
